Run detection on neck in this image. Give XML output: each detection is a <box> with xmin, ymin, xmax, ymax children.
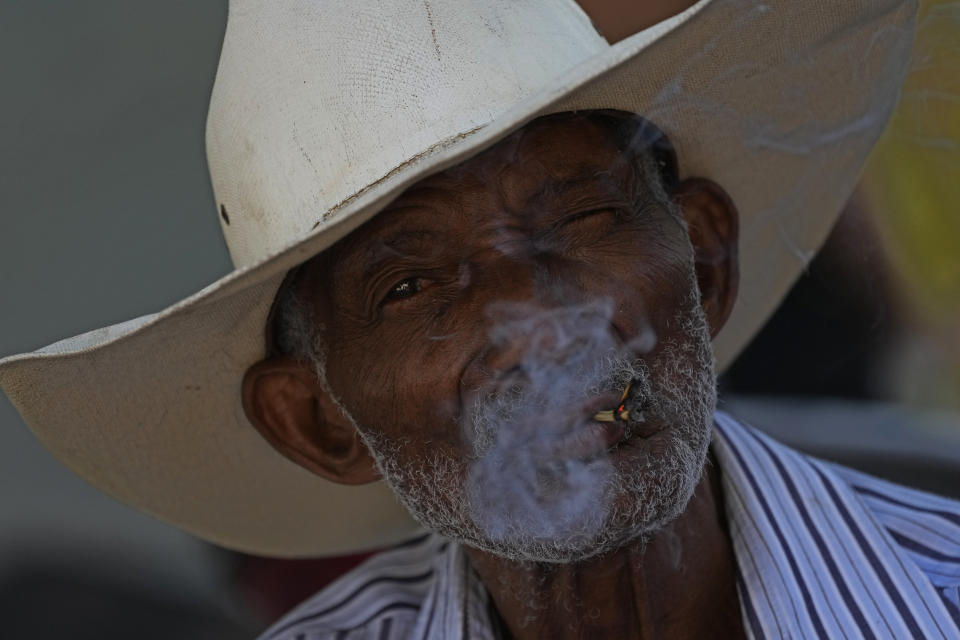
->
<box><xmin>463</xmin><ymin>450</ymin><xmax>745</xmax><ymax>640</ymax></box>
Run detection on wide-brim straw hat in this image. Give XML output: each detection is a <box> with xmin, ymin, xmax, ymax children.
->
<box><xmin>0</xmin><ymin>0</ymin><xmax>917</xmax><ymax>557</ymax></box>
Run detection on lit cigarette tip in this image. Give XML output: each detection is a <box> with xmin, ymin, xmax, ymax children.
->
<box><xmin>594</xmin><ymin>382</ymin><xmax>637</xmax><ymax>423</ymax></box>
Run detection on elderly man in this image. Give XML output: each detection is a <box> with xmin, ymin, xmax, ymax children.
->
<box><xmin>2</xmin><ymin>0</ymin><xmax>958</xmax><ymax>638</ymax></box>
<box><xmin>248</xmin><ymin>108</ymin><xmax>746</xmax><ymax>638</ymax></box>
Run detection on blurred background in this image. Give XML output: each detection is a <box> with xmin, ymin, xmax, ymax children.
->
<box><xmin>0</xmin><ymin>1</ymin><xmax>957</xmax><ymax>638</ymax></box>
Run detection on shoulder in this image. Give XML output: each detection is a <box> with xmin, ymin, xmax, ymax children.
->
<box><xmin>715</xmin><ymin>407</ymin><xmax>960</xmax><ymax>544</ymax></box>
<box><xmin>833</xmin><ymin>463</ymin><xmax>960</xmax><ymax>582</ymax></box>
<box><xmin>714</xmin><ymin>408</ymin><xmax>960</xmax><ymax>623</ymax></box>
<box><xmin>714</xmin><ymin>408</ymin><xmax>960</xmax><ymax>546</ymax></box>
<box><xmin>257</xmin><ymin>534</ymin><xmax>448</xmax><ymax>640</ymax></box>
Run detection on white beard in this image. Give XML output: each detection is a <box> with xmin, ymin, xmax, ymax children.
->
<box><xmin>347</xmin><ymin>278</ymin><xmax>717</xmax><ymax>564</ymax></box>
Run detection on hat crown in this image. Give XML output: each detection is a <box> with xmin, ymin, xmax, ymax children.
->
<box><xmin>206</xmin><ymin>0</ymin><xmax>608</xmax><ymax>268</ymax></box>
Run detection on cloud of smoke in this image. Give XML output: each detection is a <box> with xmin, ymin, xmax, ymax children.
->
<box><xmin>454</xmin><ymin>282</ymin><xmax>716</xmax><ymax>562</ymax></box>
<box><xmin>462</xmin><ymin>299</ymin><xmax>644</xmax><ymax>545</ymax></box>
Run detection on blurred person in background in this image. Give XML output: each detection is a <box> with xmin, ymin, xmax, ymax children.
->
<box><xmin>861</xmin><ymin>0</ymin><xmax>960</xmax><ymax>412</ymax></box>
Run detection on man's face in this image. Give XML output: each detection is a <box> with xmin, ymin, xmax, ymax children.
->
<box><xmin>290</xmin><ymin>114</ymin><xmax>721</xmax><ymax>562</ymax></box>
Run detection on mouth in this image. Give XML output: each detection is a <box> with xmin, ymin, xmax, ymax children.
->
<box><xmin>472</xmin><ymin>380</ymin><xmax>663</xmax><ymax>462</ymax></box>
<box><xmin>590</xmin><ymin>379</ymin><xmax>662</xmax><ymax>444</ymax></box>
<box><xmin>593</xmin><ymin>380</ymin><xmax>637</xmax><ymax>424</ymax></box>
<box><xmin>534</xmin><ymin>382</ymin><xmax>648</xmax><ymax>461</ymax></box>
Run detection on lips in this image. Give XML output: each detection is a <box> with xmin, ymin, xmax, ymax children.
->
<box><xmin>579</xmin><ymin>393</ymin><xmax>626</xmax><ymax>435</ymax></box>
<box><xmin>589</xmin><ymin>383</ymin><xmax>665</xmax><ymax>446</ymax></box>
<box><xmin>593</xmin><ymin>380</ymin><xmax>633</xmax><ymax>423</ymax></box>
<box><xmin>539</xmin><ymin>392</ymin><xmax>644</xmax><ymax>461</ymax></box>
<box><xmin>468</xmin><ymin>383</ymin><xmax>664</xmax><ymax>463</ymax></box>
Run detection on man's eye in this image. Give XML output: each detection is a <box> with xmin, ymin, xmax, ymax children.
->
<box><xmin>385</xmin><ymin>277</ymin><xmax>422</xmax><ymax>302</ymax></box>
<box><xmin>554</xmin><ymin>209</ymin><xmax>619</xmax><ymax>231</ymax></box>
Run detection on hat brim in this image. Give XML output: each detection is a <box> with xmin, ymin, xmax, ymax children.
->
<box><xmin>0</xmin><ymin>0</ymin><xmax>916</xmax><ymax>556</ymax></box>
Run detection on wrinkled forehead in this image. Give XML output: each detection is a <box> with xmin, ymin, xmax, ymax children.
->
<box><xmin>418</xmin><ymin>111</ymin><xmax>673</xmax><ymax>192</ymax></box>
<box><xmin>332</xmin><ymin>111</ymin><xmax>668</xmax><ymax>249</ymax></box>
<box><xmin>437</xmin><ymin>113</ymin><xmax>629</xmax><ymax>187</ymax></box>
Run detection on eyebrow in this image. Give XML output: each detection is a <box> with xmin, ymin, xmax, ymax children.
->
<box><xmin>341</xmin><ymin>225</ymin><xmax>444</xmax><ymax>286</ymax></box>
<box><xmin>522</xmin><ymin>167</ymin><xmax>638</xmax><ymax>213</ymax></box>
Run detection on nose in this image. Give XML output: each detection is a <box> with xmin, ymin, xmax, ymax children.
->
<box><xmin>465</xmin><ymin>252</ymin><xmax>614</xmax><ymax>384</ymax></box>
<box><xmin>481</xmin><ymin>308</ymin><xmax>566</xmax><ymax>379</ymax></box>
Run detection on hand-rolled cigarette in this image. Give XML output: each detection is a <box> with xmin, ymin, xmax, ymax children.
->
<box><xmin>594</xmin><ymin>381</ymin><xmax>635</xmax><ymax>422</ymax></box>
<box><xmin>593</xmin><ymin>408</ymin><xmax>630</xmax><ymax>423</ymax></box>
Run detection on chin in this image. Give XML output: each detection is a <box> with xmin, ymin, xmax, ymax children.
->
<box><xmin>455</xmin><ymin>429</ymin><xmax>708</xmax><ymax>564</ymax></box>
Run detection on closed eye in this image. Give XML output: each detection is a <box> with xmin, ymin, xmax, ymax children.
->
<box><xmin>536</xmin><ymin>208</ymin><xmax>621</xmax><ymax>246</ymax></box>
<box><xmin>551</xmin><ymin>208</ymin><xmax>621</xmax><ymax>231</ymax></box>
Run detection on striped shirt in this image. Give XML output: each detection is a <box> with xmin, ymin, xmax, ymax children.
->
<box><xmin>259</xmin><ymin>411</ymin><xmax>960</xmax><ymax>639</ymax></box>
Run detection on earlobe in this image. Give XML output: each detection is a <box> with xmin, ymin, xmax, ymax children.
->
<box><xmin>241</xmin><ymin>357</ymin><xmax>380</xmax><ymax>485</ymax></box>
<box><xmin>673</xmin><ymin>178</ymin><xmax>739</xmax><ymax>338</ymax></box>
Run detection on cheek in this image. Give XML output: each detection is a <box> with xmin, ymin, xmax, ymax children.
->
<box><xmin>324</xmin><ymin>334</ymin><xmax>471</xmax><ymax>446</ymax></box>
<box><xmin>584</xmin><ymin>237</ymin><xmax>696</xmax><ymax>349</ymax></box>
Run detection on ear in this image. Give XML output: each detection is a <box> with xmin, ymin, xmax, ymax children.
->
<box><xmin>241</xmin><ymin>357</ymin><xmax>380</xmax><ymax>485</ymax></box>
<box><xmin>673</xmin><ymin>178</ymin><xmax>739</xmax><ymax>338</ymax></box>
